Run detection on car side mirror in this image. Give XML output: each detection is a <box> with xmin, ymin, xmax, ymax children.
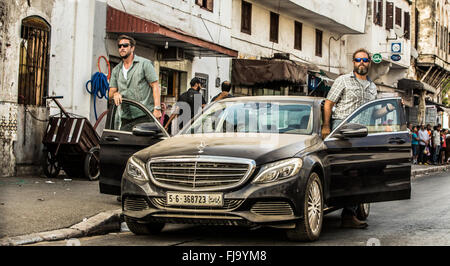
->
<box><xmin>132</xmin><ymin>122</ymin><xmax>162</xmax><ymax>137</ymax></box>
<box><xmin>335</xmin><ymin>123</ymin><xmax>368</xmax><ymax>138</ymax></box>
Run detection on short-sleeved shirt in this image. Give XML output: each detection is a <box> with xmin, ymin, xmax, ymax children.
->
<box><xmin>109</xmin><ymin>55</ymin><xmax>158</xmax><ymax>118</ymax></box>
<box><xmin>326</xmin><ymin>71</ymin><xmax>378</xmax><ymax>120</ymax></box>
<box><xmin>175</xmin><ymin>88</ymin><xmax>206</xmax><ymax>119</ymax></box>
<box><xmin>412</xmin><ymin>133</ymin><xmax>419</xmax><ymax>145</ymax></box>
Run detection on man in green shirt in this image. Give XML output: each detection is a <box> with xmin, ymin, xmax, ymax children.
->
<box><xmin>109</xmin><ymin>35</ymin><xmax>161</xmax><ymax>120</ymax></box>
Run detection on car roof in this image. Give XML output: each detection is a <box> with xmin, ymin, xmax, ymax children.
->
<box><xmin>219</xmin><ymin>96</ymin><xmax>324</xmax><ymax>103</ymax></box>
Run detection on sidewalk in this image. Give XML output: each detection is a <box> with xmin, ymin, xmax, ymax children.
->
<box><xmin>0</xmin><ymin>174</ymin><xmax>122</xmax><ymax>246</ymax></box>
<box><xmin>0</xmin><ymin>163</ymin><xmax>449</xmax><ymax>246</ymax></box>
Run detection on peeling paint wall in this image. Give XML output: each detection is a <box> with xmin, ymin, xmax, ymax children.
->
<box><xmin>0</xmin><ymin>0</ymin><xmax>55</xmax><ymax>177</ymax></box>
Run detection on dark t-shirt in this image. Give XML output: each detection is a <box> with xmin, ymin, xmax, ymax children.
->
<box><xmin>176</xmin><ymin>88</ymin><xmax>206</xmax><ymax>129</ymax></box>
<box><xmin>211</xmin><ymin>92</ymin><xmax>234</xmax><ymax>102</ymax></box>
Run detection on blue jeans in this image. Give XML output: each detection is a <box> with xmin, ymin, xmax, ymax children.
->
<box><xmin>332</xmin><ymin>119</ymin><xmax>358</xmax><ymax>217</ymax></box>
<box><xmin>433</xmin><ymin>145</ymin><xmax>441</xmax><ymax>163</ymax></box>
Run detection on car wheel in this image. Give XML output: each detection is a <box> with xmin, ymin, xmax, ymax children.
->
<box><xmin>125</xmin><ymin>216</ymin><xmax>165</xmax><ymax>235</ymax></box>
<box><xmin>356</xmin><ymin>203</ymin><xmax>370</xmax><ymax>221</ymax></box>
<box><xmin>286</xmin><ymin>172</ymin><xmax>323</xmax><ymax>242</ymax></box>
<box><xmin>84</xmin><ymin>146</ymin><xmax>100</xmax><ymax>181</ymax></box>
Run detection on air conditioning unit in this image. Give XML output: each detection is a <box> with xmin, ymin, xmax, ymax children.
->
<box><xmin>159</xmin><ymin>47</ymin><xmax>185</xmax><ymax>61</ymax></box>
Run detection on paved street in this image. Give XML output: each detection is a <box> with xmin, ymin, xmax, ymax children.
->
<box><xmin>29</xmin><ymin>170</ymin><xmax>450</xmax><ymax>246</ymax></box>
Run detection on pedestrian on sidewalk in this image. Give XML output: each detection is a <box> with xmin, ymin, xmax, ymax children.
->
<box><xmin>440</xmin><ymin>128</ymin><xmax>447</xmax><ymax>165</ymax></box>
<box><xmin>411</xmin><ymin>125</ymin><xmax>419</xmax><ymax>164</ymax></box>
<box><xmin>418</xmin><ymin>124</ymin><xmax>430</xmax><ymax>165</ymax></box>
<box><xmin>432</xmin><ymin>124</ymin><xmax>442</xmax><ymax>165</ymax></box>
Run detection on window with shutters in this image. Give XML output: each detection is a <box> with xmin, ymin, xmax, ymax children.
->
<box><xmin>241</xmin><ymin>1</ymin><xmax>252</xmax><ymax>35</ymax></box>
<box><xmin>315</xmin><ymin>29</ymin><xmax>323</xmax><ymax>57</ymax></box>
<box><xmin>270</xmin><ymin>12</ymin><xmax>279</xmax><ymax>43</ymax></box>
<box><xmin>404</xmin><ymin>12</ymin><xmax>410</xmax><ymax>40</ymax></box>
<box><xmin>373</xmin><ymin>0</ymin><xmax>383</xmax><ymax>27</ymax></box>
<box><xmin>395</xmin><ymin>7</ymin><xmax>401</xmax><ymax>27</ymax></box>
<box><xmin>386</xmin><ymin>2</ymin><xmax>393</xmax><ymax>30</ymax></box>
<box><xmin>196</xmin><ymin>0</ymin><xmax>213</xmax><ymax>12</ymax></box>
<box><xmin>18</xmin><ymin>16</ymin><xmax>51</xmax><ymax>106</ymax></box>
<box><xmin>294</xmin><ymin>21</ymin><xmax>302</xmax><ymax>51</ymax></box>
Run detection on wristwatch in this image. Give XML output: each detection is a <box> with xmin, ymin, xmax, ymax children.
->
<box><xmin>154</xmin><ymin>105</ymin><xmax>162</xmax><ymax>111</ymax></box>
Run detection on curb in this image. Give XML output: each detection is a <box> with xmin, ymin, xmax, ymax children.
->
<box><xmin>411</xmin><ymin>165</ymin><xmax>450</xmax><ymax>179</ymax></box>
<box><xmin>0</xmin><ymin>209</ymin><xmax>122</xmax><ymax>246</ymax></box>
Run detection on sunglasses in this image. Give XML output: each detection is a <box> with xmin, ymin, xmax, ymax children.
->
<box><xmin>118</xmin><ymin>43</ymin><xmax>131</xmax><ymax>48</ymax></box>
<box><xmin>353</xmin><ymin>58</ymin><xmax>370</xmax><ymax>63</ymax></box>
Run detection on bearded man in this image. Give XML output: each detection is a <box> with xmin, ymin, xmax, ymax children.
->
<box><xmin>321</xmin><ymin>48</ymin><xmax>396</xmax><ymax>229</ymax></box>
<box><xmin>109</xmin><ymin>35</ymin><xmax>162</xmax><ymax>119</ymax></box>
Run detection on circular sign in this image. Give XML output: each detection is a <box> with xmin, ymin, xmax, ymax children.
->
<box><xmin>391</xmin><ymin>54</ymin><xmax>401</xmax><ymax>61</ymax></box>
<box><xmin>372</xmin><ymin>53</ymin><xmax>382</xmax><ymax>64</ymax></box>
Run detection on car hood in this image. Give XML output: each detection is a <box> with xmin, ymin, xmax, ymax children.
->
<box><xmin>134</xmin><ymin>133</ymin><xmax>320</xmax><ymax>165</ymax></box>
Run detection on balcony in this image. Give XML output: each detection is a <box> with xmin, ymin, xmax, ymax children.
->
<box><xmin>256</xmin><ymin>0</ymin><xmax>366</xmax><ymax>34</ymax></box>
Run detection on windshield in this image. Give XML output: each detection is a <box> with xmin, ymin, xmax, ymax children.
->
<box><xmin>183</xmin><ymin>101</ymin><xmax>313</xmax><ymax>135</ymax></box>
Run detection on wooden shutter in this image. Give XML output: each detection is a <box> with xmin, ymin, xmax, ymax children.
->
<box><xmin>294</xmin><ymin>21</ymin><xmax>302</xmax><ymax>50</ymax></box>
<box><xmin>315</xmin><ymin>29</ymin><xmax>323</xmax><ymax>57</ymax></box>
<box><xmin>206</xmin><ymin>0</ymin><xmax>213</xmax><ymax>12</ymax></box>
<box><xmin>270</xmin><ymin>12</ymin><xmax>279</xmax><ymax>43</ymax></box>
<box><xmin>373</xmin><ymin>0</ymin><xmax>377</xmax><ymax>24</ymax></box>
<box><xmin>404</xmin><ymin>12</ymin><xmax>410</xmax><ymax>40</ymax></box>
<box><xmin>378</xmin><ymin>0</ymin><xmax>383</xmax><ymax>26</ymax></box>
<box><xmin>395</xmin><ymin>7</ymin><xmax>402</xmax><ymax>26</ymax></box>
<box><xmin>386</xmin><ymin>2</ymin><xmax>393</xmax><ymax>30</ymax></box>
<box><xmin>241</xmin><ymin>1</ymin><xmax>252</xmax><ymax>34</ymax></box>
<box><xmin>196</xmin><ymin>0</ymin><xmax>202</xmax><ymax>6</ymax></box>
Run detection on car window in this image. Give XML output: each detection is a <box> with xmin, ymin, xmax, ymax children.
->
<box><xmin>185</xmin><ymin>101</ymin><xmax>313</xmax><ymax>135</ymax></box>
<box><xmin>346</xmin><ymin>99</ymin><xmax>402</xmax><ymax>134</ymax></box>
<box><xmin>111</xmin><ymin>101</ymin><xmax>154</xmax><ymax>132</ymax></box>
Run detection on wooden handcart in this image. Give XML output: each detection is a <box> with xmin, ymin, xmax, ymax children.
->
<box><xmin>42</xmin><ymin>96</ymin><xmax>100</xmax><ymax>180</ymax></box>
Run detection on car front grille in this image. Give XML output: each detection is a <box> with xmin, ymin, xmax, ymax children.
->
<box><xmin>124</xmin><ymin>197</ymin><xmax>150</xmax><ymax>212</ymax></box>
<box><xmin>250</xmin><ymin>201</ymin><xmax>294</xmax><ymax>216</ymax></box>
<box><xmin>150</xmin><ymin>197</ymin><xmax>244</xmax><ymax>211</ymax></box>
<box><xmin>148</xmin><ymin>156</ymin><xmax>255</xmax><ymax>191</ymax></box>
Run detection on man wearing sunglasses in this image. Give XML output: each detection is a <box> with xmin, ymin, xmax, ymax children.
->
<box><xmin>321</xmin><ymin>48</ymin><xmax>396</xmax><ymax>229</ymax></box>
<box><xmin>109</xmin><ymin>35</ymin><xmax>162</xmax><ymax>119</ymax></box>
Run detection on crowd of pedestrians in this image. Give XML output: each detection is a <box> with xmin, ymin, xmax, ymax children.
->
<box><xmin>409</xmin><ymin>123</ymin><xmax>449</xmax><ymax>165</ymax></box>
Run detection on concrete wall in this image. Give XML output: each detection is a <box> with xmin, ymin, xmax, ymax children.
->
<box><xmin>346</xmin><ymin>0</ymin><xmax>412</xmax><ymax>89</ymax></box>
<box><xmin>0</xmin><ymin>0</ymin><xmax>55</xmax><ymax>177</ymax></box>
<box><xmin>230</xmin><ymin>0</ymin><xmax>347</xmax><ymax>74</ymax></box>
<box><xmin>416</xmin><ymin>0</ymin><xmax>450</xmax><ymax>64</ymax></box>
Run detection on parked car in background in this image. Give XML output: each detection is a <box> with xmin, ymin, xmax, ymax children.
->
<box><xmin>104</xmin><ymin>96</ymin><xmax>411</xmax><ymax>241</ymax></box>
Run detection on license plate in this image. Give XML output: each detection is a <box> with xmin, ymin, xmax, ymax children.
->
<box><xmin>166</xmin><ymin>192</ymin><xmax>223</xmax><ymax>207</ymax></box>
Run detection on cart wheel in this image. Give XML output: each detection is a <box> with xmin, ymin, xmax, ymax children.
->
<box><xmin>84</xmin><ymin>146</ymin><xmax>100</xmax><ymax>181</ymax></box>
<box><xmin>42</xmin><ymin>150</ymin><xmax>61</xmax><ymax>178</ymax></box>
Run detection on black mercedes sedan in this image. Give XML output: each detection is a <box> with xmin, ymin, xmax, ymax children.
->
<box><xmin>100</xmin><ymin>96</ymin><xmax>411</xmax><ymax>241</ymax></box>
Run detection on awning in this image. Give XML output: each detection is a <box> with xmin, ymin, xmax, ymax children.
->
<box><xmin>231</xmin><ymin>59</ymin><xmax>311</xmax><ymax>87</ymax></box>
<box><xmin>426</xmin><ymin>99</ymin><xmax>447</xmax><ymax>112</ymax></box>
<box><xmin>106</xmin><ymin>6</ymin><xmax>237</xmax><ymax>58</ymax></box>
<box><xmin>397</xmin><ymin>78</ymin><xmax>437</xmax><ymax>94</ymax></box>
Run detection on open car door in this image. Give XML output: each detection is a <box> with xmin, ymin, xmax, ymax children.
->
<box><xmin>324</xmin><ymin>98</ymin><xmax>411</xmax><ymax>207</ymax></box>
<box><xmin>99</xmin><ymin>99</ymin><xmax>169</xmax><ymax>195</ymax></box>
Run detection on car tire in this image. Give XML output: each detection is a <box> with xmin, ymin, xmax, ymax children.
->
<box><xmin>286</xmin><ymin>172</ymin><xmax>323</xmax><ymax>242</ymax></box>
<box><xmin>125</xmin><ymin>216</ymin><xmax>165</xmax><ymax>235</ymax></box>
<box><xmin>356</xmin><ymin>203</ymin><xmax>370</xmax><ymax>221</ymax></box>
<box><xmin>84</xmin><ymin>146</ymin><xmax>100</xmax><ymax>181</ymax></box>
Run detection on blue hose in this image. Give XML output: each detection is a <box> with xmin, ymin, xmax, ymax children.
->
<box><xmin>86</xmin><ymin>72</ymin><xmax>109</xmax><ymax>120</ymax></box>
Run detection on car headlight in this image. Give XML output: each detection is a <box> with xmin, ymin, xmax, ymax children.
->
<box><xmin>252</xmin><ymin>158</ymin><xmax>303</xmax><ymax>184</ymax></box>
<box><xmin>126</xmin><ymin>156</ymin><xmax>149</xmax><ymax>182</ymax></box>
